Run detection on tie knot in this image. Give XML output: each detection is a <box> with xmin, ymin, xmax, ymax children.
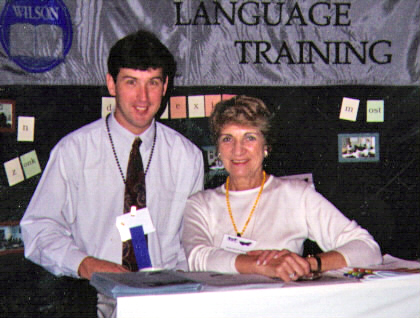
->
<box><xmin>132</xmin><ymin>137</ymin><xmax>142</xmax><ymax>148</ymax></box>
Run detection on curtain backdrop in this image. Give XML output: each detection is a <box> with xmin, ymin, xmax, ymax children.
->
<box><xmin>0</xmin><ymin>0</ymin><xmax>419</xmax><ymax>86</ymax></box>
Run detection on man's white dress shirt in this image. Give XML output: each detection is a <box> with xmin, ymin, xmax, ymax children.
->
<box><xmin>21</xmin><ymin>113</ymin><xmax>204</xmax><ymax>277</ymax></box>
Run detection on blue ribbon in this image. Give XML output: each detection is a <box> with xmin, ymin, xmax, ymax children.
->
<box><xmin>129</xmin><ymin>225</ymin><xmax>152</xmax><ymax>269</ymax></box>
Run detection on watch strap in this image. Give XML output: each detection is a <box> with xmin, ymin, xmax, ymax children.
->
<box><xmin>307</xmin><ymin>254</ymin><xmax>322</xmax><ymax>273</ymax></box>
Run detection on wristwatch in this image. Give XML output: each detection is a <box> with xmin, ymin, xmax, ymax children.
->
<box><xmin>307</xmin><ymin>254</ymin><xmax>322</xmax><ymax>273</ymax></box>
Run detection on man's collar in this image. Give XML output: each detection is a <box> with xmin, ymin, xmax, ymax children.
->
<box><xmin>107</xmin><ymin>113</ymin><xmax>156</xmax><ymax>150</ymax></box>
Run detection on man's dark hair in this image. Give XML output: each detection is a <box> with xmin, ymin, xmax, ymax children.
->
<box><xmin>107</xmin><ymin>30</ymin><xmax>177</xmax><ymax>89</ymax></box>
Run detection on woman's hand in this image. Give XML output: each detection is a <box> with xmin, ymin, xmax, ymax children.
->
<box><xmin>236</xmin><ymin>249</ymin><xmax>311</xmax><ymax>282</ymax></box>
<box><xmin>247</xmin><ymin>249</ymin><xmax>292</xmax><ymax>266</ymax></box>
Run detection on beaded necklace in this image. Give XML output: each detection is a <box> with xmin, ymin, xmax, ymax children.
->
<box><xmin>225</xmin><ymin>171</ymin><xmax>266</xmax><ymax>237</ymax></box>
<box><xmin>105</xmin><ymin>113</ymin><xmax>156</xmax><ymax>184</ymax></box>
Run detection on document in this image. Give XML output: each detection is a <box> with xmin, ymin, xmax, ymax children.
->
<box><xmin>325</xmin><ymin>254</ymin><xmax>420</xmax><ymax>282</ymax></box>
<box><xmin>175</xmin><ymin>271</ymin><xmax>284</xmax><ymax>291</ymax></box>
<box><xmin>91</xmin><ymin>270</ymin><xmax>284</xmax><ymax>299</ymax></box>
<box><xmin>91</xmin><ymin>270</ymin><xmax>201</xmax><ymax>298</ymax></box>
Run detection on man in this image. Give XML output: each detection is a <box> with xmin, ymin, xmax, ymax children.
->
<box><xmin>20</xmin><ymin>30</ymin><xmax>204</xmax><ymax>316</ymax></box>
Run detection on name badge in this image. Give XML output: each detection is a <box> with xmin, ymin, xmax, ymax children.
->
<box><xmin>116</xmin><ymin>207</ymin><xmax>155</xmax><ymax>242</ymax></box>
<box><xmin>220</xmin><ymin>234</ymin><xmax>257</xmax><ymax>253</ymax></box>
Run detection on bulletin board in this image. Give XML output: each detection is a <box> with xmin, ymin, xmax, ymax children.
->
<box><xmin>0</xmin><ymin>85</ymin><xmax>418</xmax><ymax>260</ymax></box>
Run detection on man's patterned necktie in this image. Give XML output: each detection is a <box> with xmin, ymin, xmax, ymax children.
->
<box><xmin>122</xmin><ymin>137</ymin><xmax>146</xmax><ymax>271</ymax></box>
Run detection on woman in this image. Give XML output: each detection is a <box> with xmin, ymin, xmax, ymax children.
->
<box><xmin>182</xmin><ymin>95</ymin><xmax>382</xmax><ymax>282</ymax></box>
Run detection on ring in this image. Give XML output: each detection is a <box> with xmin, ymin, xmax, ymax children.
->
<box><xmin>289</xmin><ymin>273</ymin><xmax>296</xmax><ymax>279</ymax></box>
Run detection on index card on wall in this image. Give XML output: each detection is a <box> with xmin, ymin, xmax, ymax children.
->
<box><xmin>160</xmin><ymin>102</ymin><xmax>169</xmax><ymax>119</ymax></box>
<box><xmin>188</xmin><ymin>95</ymin><xmax>205</xmax><ymax>118</ymax></box>
<box><xmin>101</xmin><ymin>97</ymin><xmax>116</xmax><ymax>118</ymax></box>
<box><xmin>4</xmin><ymin>157</ymin><xmax>25</xmax><ymax>186</ymax></box>
<box><xmin>20</xmin><ymin>150</ymin><xmax>42</xmax><ymax>179</ymax></box>
<box><xmin>367</xmin><ymin>100</ymin><xmax>384</xmax><ymax>122</ymax></box>
<box><xmin>205</xmin><ymin>95</ymin><xmax>222</xmax><ymax>117</ymax></box>
<box><xmin>222</xmin><ymin>94</ymin><xmax>236</xmax><ymax>101</ymax></box>
<box><xmin>339</xmin><ymin>97</ymin><xmax>359</xmax><ymax>121</ymax></box>
<box><xmin>170</xmin><ymin>96</ymin><xmax>187</xmax><ymax>119</ymax></box>
<box><xmin>17</xmin><ymin>116</ymin><xmax>35</xmax><ymax>142</ymax></box>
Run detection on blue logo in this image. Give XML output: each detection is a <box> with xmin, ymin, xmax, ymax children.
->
<box><xmin>0</xmin><ymin>0</ymin><xmax>73</xmax><ymax>73</ymax></box>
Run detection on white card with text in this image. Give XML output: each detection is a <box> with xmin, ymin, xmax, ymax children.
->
<box><xmin>221</xmin><ymin>234</ymin><xmax>257</xmax><ymax>254</ymax></box>
<box><xmin>4</xmin><ymin>157</ymin><xmax>25</xmax><ymax>186</ymax></box>
<box><xmin>116</xmin><ymin>207</ymin><xmax>155</xmax><ymax>242</ymax></box>
<box><xmin>339</xmin><ymin>97</ymin><xmax>359</xmax><ymax>121</ymax></box>
<box><xmin>17</xmin><ymin>116</ymin><xmax>35</xmax><ymax>142</ymax></box>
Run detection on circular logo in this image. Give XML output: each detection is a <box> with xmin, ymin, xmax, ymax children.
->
<box><xmin>0</xmin><ymin>0</ymin><xmax>73</xmax><ymax>73</ymax></box>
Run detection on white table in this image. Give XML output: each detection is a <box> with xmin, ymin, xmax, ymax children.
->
<box><xmin>117</xmin><ymin>273</ymin><xmax>420</xmax><ymax>318</ymax></box>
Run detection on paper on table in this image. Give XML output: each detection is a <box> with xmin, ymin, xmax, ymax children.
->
<box><xmin>361</xmin><ymin>254</ymin><xmax>420</xmax><ymax>281</ymax></box>
<box><xmin>91</xmin><ymin>270</ymin><xmax>202</xmax><ymax>298</ymax></box>
<box><xmin>367</xmin><ymin>254</ymin><xmax>420</xmax><ymax>270</ymax></box>
<box><xmin>91</xmin><ymin>270</ymin><xmax>285</xmax><ymax>298</ymax></box>
<box><xmin>362</xmin><ymin>270</ymin><xmax>419</xmax><ymax>281</ymax></box>
<box><xmin>325</xmin><ymin>254</ymin><xmax>420</xmax><ymax>281</ymax></box>
<box><xmin>175</xmin><ymin>271</ymin><xmax>284</xmax><ymax>291</ymax></box>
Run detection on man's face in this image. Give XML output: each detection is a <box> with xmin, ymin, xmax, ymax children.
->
<box><xmin>106</xmin><ymin>67</ymin><xmax>168</xmax><ymax>134</ymax></box>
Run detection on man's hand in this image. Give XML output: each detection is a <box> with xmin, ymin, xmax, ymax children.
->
<box><xmin>78</xmin><ymin>256</ymin><xmax>129</xmax><ymax>280</ymax></box>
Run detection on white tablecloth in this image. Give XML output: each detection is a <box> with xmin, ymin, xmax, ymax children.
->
<box><xmin>117</xmin><ymin>273</ymin><xmax>420</xmax><ymax>318</ymax></box>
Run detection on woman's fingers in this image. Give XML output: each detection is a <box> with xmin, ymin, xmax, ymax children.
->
<box><xmin>255</xmin><ymin>251</ymin><xmax>312</xmax><ymax>281</ymax></box>
<box><xmin>248</xmin><ymin>249</ymin><xmax>289</xmax><ymax>265</ymax></box>
<box><xmin>247</xmin><ymin>249</ymin><xmax>312</xmax><ymax>280</ymax></box>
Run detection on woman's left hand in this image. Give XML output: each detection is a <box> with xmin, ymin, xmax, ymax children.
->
<box><xmin>247</xmin><ymin>249</ymin><xmax>311</xmax><ymax>281</ymax></box>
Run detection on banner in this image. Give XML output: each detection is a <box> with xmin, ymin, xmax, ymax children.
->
<box><xmin>0</xmin><ymin>0</ymin><xmax>419</xmax><ymax>86</ymax></box>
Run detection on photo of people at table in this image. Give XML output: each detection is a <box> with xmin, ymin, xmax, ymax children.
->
<box><xmin>341</xmin><ymin>135</ymin><xmax>377</xmax><ymax>159</ymax></box>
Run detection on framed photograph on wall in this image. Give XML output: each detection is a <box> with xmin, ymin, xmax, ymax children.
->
<box><xmin>338</xmin><ymin>133</ymin><xmax>380</xmax><ymax>163</ymax></box>
<box><xmin>0</xmin><ymin>100</ymin><xmax>16</xmax><ymax>133</ymax></box>
<box><xmin>0</xmin><ymin>221</ymin><xmax>23</xmax><ymax>255</ymax></box>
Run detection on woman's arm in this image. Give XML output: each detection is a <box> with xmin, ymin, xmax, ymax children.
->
<box><xmin>303</xmin><ymin>186</ymin><xmax>382</xmax><ymax>267</ymax></box>
<box><xmin>182</xmin><ymin>194</ymin><xmax>240</xmax><ymax>273</ymax></box>
<box><xmin>236</xmin><ymin>249</ymin><xmax>347</xmax><ymax>281</ymax></box>
<box><xmin>307</xmin><ymin>251</ymin><xmax>347</xmax><ymax>272</ymax></box>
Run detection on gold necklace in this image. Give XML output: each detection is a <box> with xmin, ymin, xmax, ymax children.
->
<box><xmin>225</xmin><ymin>171</ymin><xmax>266</xmax><ymax>237</ymax></box>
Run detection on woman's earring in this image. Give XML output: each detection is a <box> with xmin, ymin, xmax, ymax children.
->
<box><xmin>217</xmin><ymin>153</ymin><xmax>221</xmax><ymax>159</ymax></box>
<box><xmin>264</xmin><ymin>150</ymin><xmax>268</xmax><ymax>158</ymax></box>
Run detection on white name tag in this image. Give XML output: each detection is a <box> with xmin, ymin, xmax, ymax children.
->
<box><xmin>220</xmin><ymin>234</ymin><xmax>257</xmax><ymax>254</ymax></box>
<box><xmin>116</xmin><ymin>207</ymin><xmax>155</xmax><ymax>242</ymax></box>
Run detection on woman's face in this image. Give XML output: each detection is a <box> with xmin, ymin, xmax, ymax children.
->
<box><xmin>218</xmin><ymin>123</ymin><xmax>267</xmax><ymax>183</ymax></box>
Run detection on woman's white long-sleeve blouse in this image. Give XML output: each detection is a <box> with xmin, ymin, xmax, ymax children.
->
<box><xmin>182</xmin><ymin>175</ymin><xmax>382</xmax><ymax>273</ymax></box>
